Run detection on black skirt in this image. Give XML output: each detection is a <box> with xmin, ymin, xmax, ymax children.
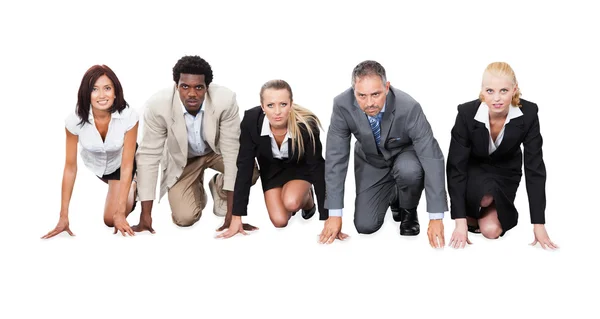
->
<box><xmin>260</xmin><ymin>159</ymin><xmax>313</xmax><ymax>192</ymax></box>
<box><xmin>465</xmin><ymin>164</ymin><xmax>521</xmax><ymax>235</ymax></box>
<box><xmin>98</xmin><ymin>144</ymin><xmax>138</xmax><ymax>182</ymax></box>
<box><xmin>99</xmin><ymin>161</ymin><xmax>136</xmax><ymax>182</ymax></box>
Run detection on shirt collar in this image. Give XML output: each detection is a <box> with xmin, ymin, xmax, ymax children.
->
<box><xmin>181</xmin><ymin>99</ymin><xmax>203</xmax><ymax>116</ymax></box>
<box><xmin>112</xmin><ymin>109</ymin><xmax>124</xmax><ymax>119</ymax></box>
<box><xmin>506</xmin><ymin>103</ymin><xmax>523</xmax><ymax>123</ymax></box>
<box><xmin>89</xmin><ymin>106</ymin><xmax>123</xmax><ymax>121</ymax></box>
<box><xmin>261</xmin><ymin>116</ymin><xmax>290</xmax><ymax>139</ymax></box>
<box><xmin>475</xmin><ymin>102</ymin><xmax>523</xmax><ymax>125</ymax></box>
<box><xmin>261</xmin><ymin>116</ymin><xmax>270</xmax><ymax>136</ymax></box>
<box><xmin>366</xmin><ymin>103</ymin><xmax>386</xmax><ymax>119</ymax></box>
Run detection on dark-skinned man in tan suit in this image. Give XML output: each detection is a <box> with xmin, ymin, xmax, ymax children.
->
<box><xmin>132</xmin><ymin>55</ymin><xmax>258</xmax><ymax>233</ymax></box>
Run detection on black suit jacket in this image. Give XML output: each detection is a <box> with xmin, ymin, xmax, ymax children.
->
<box><xmin>446</xmin><ymin>98</ymin><xmax>546</xmax><ymax>224</ymax></box>
<box><xmin>232</xmin><ymin>106</ymin><xmax>328</xmax><ymax>220</ymax></box>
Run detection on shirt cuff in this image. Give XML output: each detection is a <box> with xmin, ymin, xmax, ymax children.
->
<box><xmin>328</xmin><ymin>209</ymin><xmax>343</xmax><ymax>217</ymax></box>
<box><xmin>428</xmin><ymin>212</ymin><xmax>444</xmax><ymax>220</ymax></box>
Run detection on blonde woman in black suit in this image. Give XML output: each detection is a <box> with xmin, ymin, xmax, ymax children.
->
<box><xmin>218</xmin><ymin>80</ymin><xmax>347</xmax><ymax>242</ymax></box>
<box><xmin>447</xmin><ymin>62</ymin><xmax>557</xmax><ymax>249</ymax></box>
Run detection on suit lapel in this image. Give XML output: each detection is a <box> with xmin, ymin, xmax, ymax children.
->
<box><xmin>203</xmin><ymin>92</ymin><xmax>217</xmax><ymax>151</ymax></box>
<box><xmin>352</xmin><ymin>98</ymin><xmax>379</xmax><ymax>154</ymax></box>
<box><xmin>258</xmin><ymin>113</ymin><xmax>274</xmax><ymax>160</ymax></box>
<box><xmin>380</xmin><ymin>91</ymin><xmax>396</xmax><ymax>145</ymax></box>
<box><xmin>285</xmin><ymin>137</ymin><xmax>295</xmax><ymax>162</ymax></box>
<box><xmin>471</xmin><ymin>101</ymin><xmax>491</xmax><ymax>157</ymax></box>
<box><xmin>495</xmin><ymin>116</ymin><xmax>525</xmax><ymax>154</ymax></box>
<box><xmin>472</xmin><ymin>121</ymin><xmax>490</xmax><ymax>157</ymax></box>
<box><xmin>171</xmin><ymin>90</ymin><xmax>188</xmax><ymax>158</ymax></box>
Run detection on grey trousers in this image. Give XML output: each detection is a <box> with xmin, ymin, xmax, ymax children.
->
<box><xmin>354</xmin><ymin>150</ymin><xmax>424</xmax><ymax>234</ymax></box>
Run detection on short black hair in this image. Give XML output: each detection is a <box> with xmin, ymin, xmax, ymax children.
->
<box><xmin>172</xmin><ymin>55</ymin><xmax>213</xmax><ymax>86</ymax></box>
<box><xmin>76</xmin><ymin>65</ymin><xmax>128</xmax><ymax>126</ymax></box>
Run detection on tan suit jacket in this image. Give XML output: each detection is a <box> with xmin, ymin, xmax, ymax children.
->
<box><xmin>136</xmin><ymin>84</ymin><xmax>241</xmax><ymax>202</ymax></box>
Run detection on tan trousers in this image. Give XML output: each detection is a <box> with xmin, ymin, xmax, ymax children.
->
<box><xmin>168</xmin><ymin>152</ymin><xmax>258</xmax><ymax>226</ymax></box>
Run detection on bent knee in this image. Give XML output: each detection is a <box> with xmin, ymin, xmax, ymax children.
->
<box><xmin>272</xmin><ymin>218</ymin><xmax>289</xmax><ymax>228</ymax></box>
<box><xmin>283</xmin><ymin>197</ymin><xmax>303</xmax><ymax>213</ymax></box>
<box><xmin>480</xmin><ymin>223</ymin><xmax>502</xmax><ymax>239</ymax></box>
<box><xmin>172</xmin><ymin>211</ymin><xmax>201</xmax><ymax>227</ymax></box>
<box><xmin>103</xmin><ymin>216</ymin><xmax>114</xmax><ymax>227</ymax></box>
<box><xmin>393</xmin><ymin>164</ymin><xmax>423</xmax><ymax>185</ymax></box>
<box><xmin>354</xmin><ymin>219</ymin><xmax>383</xmax><ymax>235</ymax></box>
<box><xmin>480</xmin><ymin>194</ymin><xmax>494</xmax><ymax>207</ymax></box>
<box><xmin>269</xmin><ymin>212</ymin><xmax>290</xmax><ymax>228</ymax></box>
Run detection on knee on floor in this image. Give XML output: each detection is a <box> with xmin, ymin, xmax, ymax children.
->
<box><xmin>271</xmin><ymin>216</ymin><xmax>289</xmax><ymax>228</ymax></box>
<box><xmin>354</xmin><ymin>219</ymin><xmax>382</xmax><ymax>234</ymax></box>
<box><xmin>480</xmin><ymin>223</ymin><xmax>502</xmax><ymax>239</ymax></box>
<box><xmin>172</xmin><ymin>212</ymin><xmax>201</xmax><ymax>227</ymax></box>
<box><xmin>103</xmin><ymin>216</ymin><xmax>114</xmax><ymax>228</ymax></box>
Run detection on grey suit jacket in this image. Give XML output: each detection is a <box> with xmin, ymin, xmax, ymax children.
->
<box><xmin>136</xmin><ymin>84</ymin><xmax>241</xmax><ymax>202</ymax></box>
<box><xmin>325</xmin><ymin>86</ymin><xmax>448</xmax><ymax>214</ymax></box>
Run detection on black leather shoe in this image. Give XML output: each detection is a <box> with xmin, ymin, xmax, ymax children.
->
<box><xmin>390</xmin><ymin>200</ymin><xmax>401</xmax><ymax>222</ymax></box>
<box><xmin>301</xmin><ymin>188</ymin><xmax>316</xmax><ymax>220</ymax></box>
<box><xmin>399</xmin><ymin>207</ymin><xmax>420</xmax><ymax>236</ymax></box>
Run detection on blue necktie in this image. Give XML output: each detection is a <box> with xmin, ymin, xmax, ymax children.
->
<box><xmin>369</xmin><ymin>113</ymin><xmax>382</xmax><ymax>149</ymax></box>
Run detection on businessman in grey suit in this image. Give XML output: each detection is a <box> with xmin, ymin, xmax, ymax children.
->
<box><xmin>321</xmin><ymin>60</ymin><xmax>447</xmax><ymax>248</ymax></box>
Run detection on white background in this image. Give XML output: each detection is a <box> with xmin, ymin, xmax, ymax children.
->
<box><xmin>1</xmin><ymin>0</ymin><xmax>598</xmax><ymax>318</ymax></box>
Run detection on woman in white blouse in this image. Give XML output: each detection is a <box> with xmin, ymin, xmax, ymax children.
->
<box><xmin>446</xmin><ymin>62</ymin><xmax>557</xmax><ymax>249</ymax></box>
<box><xmin>42</xmin><ymin>65</ymin><xmax>139</xmax><ymax>238</ymax></box>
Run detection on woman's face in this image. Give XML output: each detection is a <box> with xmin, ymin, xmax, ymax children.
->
<box><xmin>91</xmin><ymin>75</ymin><xmax>115</xmax><ymax>112</ymax></box>
<box><xmin>481</xmin><ymin>72</ymin><xmax>517</xmax><ymax>117</ymax></box>
<box><xmin>261</xmin><ymin>88</ymin><xmax>292</xmax><ymax>129</ymax></box>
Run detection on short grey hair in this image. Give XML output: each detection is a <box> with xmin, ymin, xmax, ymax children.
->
<box><xmin>351</xmin><ymin>60</ymin><xmax>387</xmax><ymax>88</ymax></box>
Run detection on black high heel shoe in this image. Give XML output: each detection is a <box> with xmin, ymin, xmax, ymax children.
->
<box><xmin>301</xmin><ymin>187</ymin><xmax>316</xmax><ymax>220</ymax></box>
<box><xmin>468</xmin><ymin>225</ymin><xmax>481</xmax><ymax>234</ymax></box>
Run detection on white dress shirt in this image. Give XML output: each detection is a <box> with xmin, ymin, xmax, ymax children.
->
<box><xmin>474</xmin><ymin>103</ymin><xmax>524</xmax><ymax>155</ymax></box>
<box><xmin>261</xmin><ymin>116</ymin><xmax>290</xmax><ymax>159</ymax></box>
<box><xmin>65</xmin><ymin>107</ymin><xmax>139</xmax><ymax>177</ymax></box>
<box><xmin>182</xmin><ymin>102</ymin><xmax>212</xmax><ymax>158</ymax></box>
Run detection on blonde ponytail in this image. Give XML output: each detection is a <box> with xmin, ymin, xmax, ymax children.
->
<box><xmin>288</xmin><ymin>103</ymin><xmax>322</xmax><ymax>161</ymax></box>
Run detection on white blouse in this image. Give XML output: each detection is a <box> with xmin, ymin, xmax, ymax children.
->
<box><xmin>65</xmin><ymin>107</ymin><xmax>139</xmax><ymax>177</ymax></box>
<box><xmin>474</xmin><ymin>102</ymin><xmax>523</xmax><ymax>154</ymax></box>
<box><xmin>261</xmin><ymin>117</ymin><xmax>290</xmax><ymax>159</ymax></box>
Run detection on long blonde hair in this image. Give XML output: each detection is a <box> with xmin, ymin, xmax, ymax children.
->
<box><xmin>260</xmin><ymin>80</ymin><xmax>322</xmax><ymax>160</ymax></box>
<box><xmin>479</xmin><ymin>62</ymin><xmax>522</xmax><ymax>107</ymax></box>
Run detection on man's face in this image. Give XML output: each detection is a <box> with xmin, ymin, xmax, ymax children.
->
<box><xmin>354</xmin><ymin>74</ymin><xmax>390</xmax><ymax>117</ymax></box>
<box><xmin>177</xmin><ymin>73</ymin><xmax>206</xmax><ymax>115</ymax></box>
